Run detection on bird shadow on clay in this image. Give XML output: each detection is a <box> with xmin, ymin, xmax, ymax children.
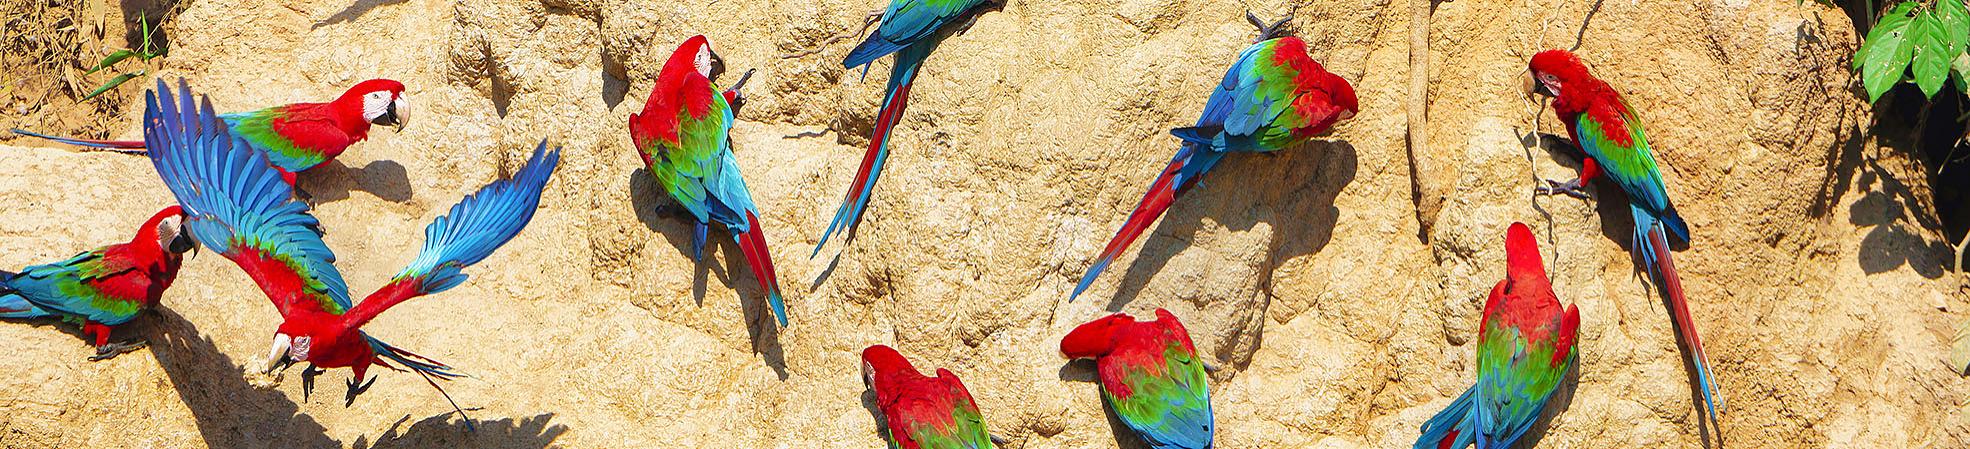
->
<box><xmin>349</xmin><ymin>412</ymin><xmax>568</xmax><ymax>449</ymax></box>
<box><xmin>299</xmin><ymin>159</ymin><xmax>416</xmax><ymax>204</ymax></box>
<box><xmin>1056</xmin><ymin>360</ymin><xmax>1153</xmax><ymax>449</ymax></box>
<box><xmin>312</xmin><ymin>0</ymin><xmax>410</xmax><ymax>29</ymax></box>
<box><xmin>142</xmin><ymin>306</ymin><xmax>341</xmax><ymax>449</ymax></box>
<box><xmin>1098</xmin><ymin>140</ymin><xmax>1357</xmax><ymax>313</ymax></box>
<box><xmin>628</xmin><ymin>167</ymin><xmax>790</xmax><ymax>380</ymax></box>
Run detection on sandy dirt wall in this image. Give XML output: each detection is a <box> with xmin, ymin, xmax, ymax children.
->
<box><xmin>1</xmin><ymin>0</ymin><xmax>1967</xmax><ymax>448</ymax></box>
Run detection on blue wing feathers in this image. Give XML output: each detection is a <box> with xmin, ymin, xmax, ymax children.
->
<box><xmin>398</xmin><ymin>141</ymin><xmax>560</xmax><ymax>295</ymax></box>
<box><xmin>1414</xmin><ymin>388</ymin><xmax>1478</xmax><ymax>449</ymax></box>
<box><xmin>145</xmin><ymin>79</ymin><xmax>354</xmax><ymax>311</ymax></box>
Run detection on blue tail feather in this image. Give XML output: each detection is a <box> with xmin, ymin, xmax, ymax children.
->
<box><xmin>1414</xmin><ymin>388</ymin><xmax>1477</xmax><ymax>449</ymax></box>
<box><xmin>842</xmin><ymin>35</ymin><xmax>908</xmax><ymax>73</ymax></box>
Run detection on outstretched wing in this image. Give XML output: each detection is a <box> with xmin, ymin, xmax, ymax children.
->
<box><xmin>343</xmin><ymin>141</ymin><xmax>561</xmax><ymax>328</ymax></box>
<box><xmin>144</xmin><ymin>79</ymin><xmax>352</xmax><ymax>317</ymax></box>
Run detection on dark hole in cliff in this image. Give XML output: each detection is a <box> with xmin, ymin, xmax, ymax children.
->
<box><xmin>1879</xmin><ymin>81</ymin><xmax>1970</xmax><ymax>247</ymax></box>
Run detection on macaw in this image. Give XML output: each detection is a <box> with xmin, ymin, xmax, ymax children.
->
<box><xmin>811</xmin><ymin>0</ymin><xmax>1005</xmax><ymax>255</ymax></box>
<box><xmin>627</xmin><ymin>35</ymin><xmax>788</xmax><ymax>327</ymax></box>
<box><xmin>860</xmin><ymin>344</ymin><xmax>998</xmax><ymax>449</ymax></box>
<box><xmin>1070</xmin><ymin>15</ymin><xmax>1358</xmax><ymax>301</ymax></box>
<box><xmin>140</xmin><ymin>79</ymin><xmax>556</xmax><ymax>426</ymax></box>
<box><xmin>1526</xmin><ymin>49</ymin><xmax>1720</xmax><ymax>422</ymax></box>
<box><xmin>1060</xmin><ymin>308</ymin><xmax>1213</xmax><ymax>449</ymax></box>
<box><xmin>0</xmin><ymin>206</ymin><xmax>196</xmax><ymax>360</ymax></box>
<box><xmin>14</xmin><ymin>79</ymin><xmax>409</xmax><ymax>189</ymax></box>
<box><xmin>1415</xmin><ymin>222</ymin><xmax>1580</xmax><ymax>449</ymax></box>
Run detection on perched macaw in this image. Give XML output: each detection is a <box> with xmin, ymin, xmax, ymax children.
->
<box><xmin>15</xmin><ymin>79</ymin><xmax>409</xmax><ymax>188</ymax></box>
<box><xmin>1415</xmin><ymin>222</ymin><xmax>1580</xmax><ymax>449</ymax></box>
<box><xmin>1060</xmin><ymin>309</ymin><xmax>1213</xmax><ymax>449</ymax></box>
<box><xmin>140</xmin><ymin>79</ymin><xmax>556</xmax><ymax>426</ymax></box>
<box><xmin>812</xmin><ymin>0</ymin><xmax>1005</xmax><ymax>255</ymax></box>
<box><xmin>627</xmin><ymin>35</ymin><xmax>787</xmax><ymax>327</ymax></box>
<box><xmin>1070</xmin><ymin>15</ymin><xmax>1358</xmax><ymax>301</ymax></box>
<box><xmin>861</xmin><ymin>345</ymin><xmax>998</xmax><ymax>449</ymax></box>
<box><xmin>0</xmin><ymin>206</ymin><xmax>196</xmax><ymax>360</ymax></box>
<box><xmin>1526</xmin><ymin>49</ymin><xmax>1719</xmax><ymax>422</ymax></box>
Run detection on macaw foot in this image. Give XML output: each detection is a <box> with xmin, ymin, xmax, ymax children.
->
<box><xmin>344</xmin><ymin>374</ymin><xmax>378</xmax><ymax>407</ymax></box>
<box><xmin>990</xmin><ymin>434</ymin><xmax>1010</xmax><ymax>446</ymax></box>
<box><xmin>1536</xmin><ymin>178</ymin><xmax>1591</xmax><ymax>200</ymax></box>
<box><xmin>1202</xmin><ymin>359</ymin><xmax>1223</xmax><ymax>374</ymax></box>
<box><xmin>88</xmin><ymin>339</ymin><xmax>147</xmax><ymax>361</ymax></box>
<box><xmin>300</xmin><ymin>365</ymin><xmax>325</xmax><ymax>402</ymax></box>
<box><xmin>1246</xmin><ymin>11</ymin><xmax>1294</xmax><ymax>41</ymax></box>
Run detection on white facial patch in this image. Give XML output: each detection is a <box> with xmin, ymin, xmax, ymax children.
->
<box><xmin>290</xmin><ymin>336</ymin><xmax>312</xmax><ymax>361</ymax></box>
<box><xmin>695</xmin><ymin>47</ymin><xmax>713</xmax><ymax>78</ymax></box>
<box><xmin>155</xmin><ymin>216</ymin><xmax>183</xmax><ymax>249</ymax></box>
<box><xmin>362</xmin><ymin>90</ymin><xmax>394</xmax><ymax>122</ymax></box>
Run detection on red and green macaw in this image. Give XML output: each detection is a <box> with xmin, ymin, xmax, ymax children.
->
<box><xmin>1060</xmin><ymin>309</ymin><xmax>1213</xmax><ymax>449</ymax></box>
<box><xmin>141</xmin><ymin>79</ymin><xmax>556</xmax><ymax>426</ymax></box>
<box><xmin>627</xmin><ymin>35</ymin><xmax>787</xmax><ymax>327</ymax></box>
<box><xmin>1071</xmin><ymin>16</ymin><xmax>1358</xmax><ymax>301</ymax></box>
<box><xmin>812</xmin><ymin>0</ymin><xmax>1004</xmax><ymax>255</ymax></box>
<box><xmin>1415</xmin><ymin>222</ymin><xmax>1580</xmax><ymax>449</ymax></box>
<box><xmin>0</xmin><ymin>206</ymin><xmax>196</xmax><ymax>360</ymax></box>
<box><xmin>15</xmin><ymin>79</ymin><xmax>408</xmax><ymax>188</ymax></box>
<box><xmin>861</xmin><ymin>344</ymin><xmax>999</xmax><ymax>449</ymax></box>
<box><xmin>1527</xmin><ymin>49</ymin><xmax>1719</xmax><ymax>422</ymax></box>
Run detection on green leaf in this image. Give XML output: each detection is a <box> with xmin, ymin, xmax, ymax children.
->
<box><xmin>83</xmin><ymin>49</ymin><xmax>137</xmax><ymax>75</ymax></box>
<box><xmin>81</xmin><ymin>71</ymin><xmax>144</xmax><ymax>101</ymax></box>
<box><xmin>1939</xmin><ymin>0</ymin><xmax>1970</xmax><ymax>52</ymax></box>
<box><xmin>1912</xmin><ymin>13</ymin><xmax>1952</xmax><ymax>98</ymax></box>
<box><xmin>1862</xmin><ymin>2</ymin><xmax>1920</xmax><ymax>103</ymax></box>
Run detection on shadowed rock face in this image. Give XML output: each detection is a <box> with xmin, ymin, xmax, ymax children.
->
<box><xmin>0</xmin><ymin>0</ymin><xmax>1964</xmax><ymax>448</ymax></box>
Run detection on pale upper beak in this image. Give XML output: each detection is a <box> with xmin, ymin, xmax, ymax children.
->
<box><xmin>390</xmin><ymin>96</ymin><xmax>408</xmax><ymax>132</ymax></box>
<box><xmin>263</xmin><ymin>334</ymin><xmax>294</xmax><ymax>374</ymax></box>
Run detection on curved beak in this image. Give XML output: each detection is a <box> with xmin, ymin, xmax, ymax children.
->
<box><xmin>708</xmin><ymin>50</ymin><xmax>728</xmax><ymax>83</ymax></box>
<box><xmin>372</xmin><ymin>95</ymin><xmax>408</xmax><ymax>132</ymax></box>
<box><xmin>263</xmin><ymin>334</ymin><xmax>294</xmax><ymax>375</ymax></box>
<box><xmin>1524</xmin><ymin>74</ymin><xmax>1556</xmax><ymax>99</ymax></box>
<box><xmin>168</xmin><ymin>232</ymin><xmax>198</xmax><ymax>257</ymax></box>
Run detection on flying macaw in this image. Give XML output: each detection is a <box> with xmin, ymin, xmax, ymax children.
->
<box><xmin>1069</xmin><ymin>15</ymin><xmax>1358</xmax><ymax>301</ymax></box>
<box><xmin>140</xmin><ymin>79</ymin><xmax>557</xmax><ymax>426</ymax></box>
<box><xmin>860</xmin><ymin>344</ymin><xmax>999</xmax><ymax>449</ymax></box>
<box><xmin>1060</xmin><ymin>308</ymin><xmax>1213</xmax><ymax>449</ymax></box>
<box><xmin>627</xmin><ymin>35</ymin><xmax>787</xmax><ymax>327</ymax></box>
<box><xmin>811</xmin><ymin>0</ymin><xmax>1005</xmax><ymax>255</ymax></box>
<box><xmin>1526</xmin><ymin>49</ymin><xmax>1720</xmax><ymax>422</ymax></box>
<box><xmin>14</xmin><ymin>79</ymin><xmax>409</xmax><ymax>189</ymax></box>
<box><xmin>0</xmin><ymin>206</ymin><xmax>196</xmax><ymax>360</ymax></box>
<box><xmin>1415</xmin><ymin>222</ymin><xmax>1580</xmax><ymax>449</ymax></box>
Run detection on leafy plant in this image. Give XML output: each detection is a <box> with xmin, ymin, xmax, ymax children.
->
<box><xmin>1853</xmin><ymin>0</ymin><xmax>1970</xmax><ymax>103</ymax></box>
<box><xmin>80</xmin><ymin>15</ymin><xmax>165</xmax><ymax>101</ymax></box>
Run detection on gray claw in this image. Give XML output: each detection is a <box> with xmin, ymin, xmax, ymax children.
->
<box><xmin>89</xmin><ymin>340</ymin><xmax>147</xmax><ymax>361</ymax></box>
<box><xmin>1536</xmin><ymin>178</ymin><xmax>1590</xmax><ymax>199</ymax></box>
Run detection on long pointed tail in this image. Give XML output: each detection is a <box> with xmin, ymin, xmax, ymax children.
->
<box><xmin>735</xmin><ymin>211</ymin><xmax>788</xmax><ymax>327</ymax></box>
<box><xmin>1068</xmin><ymin>149</ymin><xmax>1208</xmax><ymax>301</ymax></box>
<box><xmin>1414</xmin><ymin>387</ymin><xmax>1478</xmax><ymax>449</ymax></box>
<box><xmin>813</xmin><ymin>41</ymin><xmax>935</xmax><ymax>256</ymax></box>
<box><xmin>1644</xmin><ymin>224</ymin><xmax>1722</xmax><ymax>424</ymax></box>
<box><xmin>11</xmin><ymin>129</ymin><xmax>148</xmax><ymax>154</ymax></box>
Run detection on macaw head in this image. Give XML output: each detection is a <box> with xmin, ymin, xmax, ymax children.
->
<box><xmin>1061</xmin><ymin>312</ymin><xmax>1133</xmax><ymax>359</ymax></box>
<box><xmin>263</xmin><ymin>331</ymin><xmax>307</xmax><ymax>374</ymax></box>
<box><xmin>860</xmin><ymin>344</ymin><xmax>917</xmax><ymax>390</ymax></box>
<box><xmin>342</xmin><ymin>79</ymin><xmax>409</xmax><ymax>133</ymax></box>
<box><xmin>1526</xmin><ymin>49</ymin><xmax>1590</xmax><ymax>99</ymax></box>
<box><xmin>1504</xmin><ymin>222</ymin><xmax>1549</xmax><ymax>285</ymax></box>
<box><xmin>1321</xmin><ymin>70</ymin><xmax>1359</xmax><ymax>125</ymax></box>
<box><xmin>675</xmin><ymin>35</ymin><xmax>727</xmax><ymax>83</ymax></box>
<box><xmin>143</xmin><ymin>205</ymin><xmax>197</xmax><ymax>256</ymax></box>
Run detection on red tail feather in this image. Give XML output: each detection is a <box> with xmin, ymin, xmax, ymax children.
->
<box><xmin>1648</xmin><ymin>227</ymin><xmax>1722</xmax><ymax>416</ymax></box>
<box><xmin>840</xmin><ymin>80</ymin><xmax>915</xmax><ymax>211</ymax></box>
<box><xmin>1095</xmin><ymin>160</ymin><xmax>1184</xmax><ymax>264</ymax></box>
<box><xmin>739</xmin><ymin>212</ymin><xmax>780</xmax><ymax>294</ymax></box>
